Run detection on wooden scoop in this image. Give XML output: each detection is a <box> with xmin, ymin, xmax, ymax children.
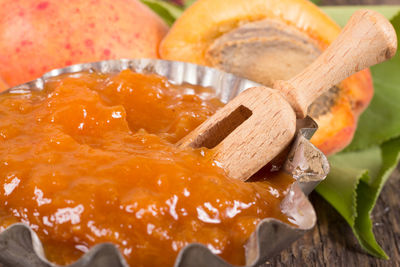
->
<box><xmin>178</xmin><ymin>10</ymin><xmax>397</xmax><ymax>181</ymax></box>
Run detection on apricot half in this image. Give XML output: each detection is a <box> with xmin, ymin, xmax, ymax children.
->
<box><xmin>160</xmin><ymin>0</ymin><xmax>373</xmax><ymax>155</ymax></box>
<box><xmin>0</xmin><ymin>0</ymin><xmax>168</xmax><ymax>87</ymax></box>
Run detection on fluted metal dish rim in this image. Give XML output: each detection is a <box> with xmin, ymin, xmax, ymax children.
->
<box><xmin>0</xmin><ymin>59</ymin><xmax>330</xmax><ymax>267</ymax></box>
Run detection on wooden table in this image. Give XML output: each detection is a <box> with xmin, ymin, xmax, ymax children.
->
<box><xmin>266</xmin><ymin>1</ymin><xmax>400</xmax><ymax>266</ymax></box>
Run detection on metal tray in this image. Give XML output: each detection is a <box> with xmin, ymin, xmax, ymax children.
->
<box><xmin>0</xmin><ymin>59</ymin><xmax>330</xmax><ymax>267</ymax></box>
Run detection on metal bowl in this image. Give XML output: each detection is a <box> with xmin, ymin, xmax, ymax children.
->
<box><xmin>0</xmin><ymin>59</ymin><xmax>329</xmax><ymax>267</ymax></box>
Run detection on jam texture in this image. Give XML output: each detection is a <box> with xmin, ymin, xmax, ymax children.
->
<box><xmin>0</xmin><ymin>70</ymin><xmax>293</xmax><ymax>266</ymax></box>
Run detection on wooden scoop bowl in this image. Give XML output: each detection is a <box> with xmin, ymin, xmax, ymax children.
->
<box><xmin>178</xmin><ymin>10</ymin><xmax>397</xmax><ymax>181</ymax></box>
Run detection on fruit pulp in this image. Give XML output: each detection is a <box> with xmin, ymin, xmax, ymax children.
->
<box><xmin>0</xmin><ymin>70</ymin><xmax>294</xmax><ymax>266</ymax></box>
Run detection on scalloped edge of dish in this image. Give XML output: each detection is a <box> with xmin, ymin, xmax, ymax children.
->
<box><xmin>0</xmin><ymin>59</ymin><xmax>329</xmax><ymax>267</ymax></box>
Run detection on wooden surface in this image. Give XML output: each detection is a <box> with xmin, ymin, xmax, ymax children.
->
<box><xmin>268</xmin><ymin>1</ymin><xmax>400</xmax><ymax>266</ymax></box>
<box><xmin>178</xmin><ymin>86</ymin><xmax>296</xmax><ymax>181</ymax></box>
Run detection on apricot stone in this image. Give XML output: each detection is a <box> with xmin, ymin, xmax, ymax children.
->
<box><xmin>160</xmin><ymin>0</ymin><xmax>373</xmax><ymax>155</ymax></box>
<box><xmin>0</xmin><ymin>0</ymin><xmax>168</xmax><ymax>86</ymax></box>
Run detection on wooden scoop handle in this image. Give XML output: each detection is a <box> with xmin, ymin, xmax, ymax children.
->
<box><xmin>178</xmin><ymin>10</ymin><xmax>397</xmax><ymax>181</ymax></box>
<box><xmin>274</xmin><ymin>9</ymin><xmax>397</xmax><ymax>118</ymax></box>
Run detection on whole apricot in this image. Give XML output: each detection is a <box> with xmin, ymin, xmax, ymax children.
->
<box><xmin>0</xmin><ymin>0</ymin><xmax>168</xmax><ymax>86</ymax></box>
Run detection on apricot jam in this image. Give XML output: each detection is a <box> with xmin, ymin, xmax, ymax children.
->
<box><xmin>0</xmin><ymin>70</ymin><xmax>294</xmax><ymax>266</ymax></box>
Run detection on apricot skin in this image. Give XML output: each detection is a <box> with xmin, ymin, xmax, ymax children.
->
<box><xmin>160</xmin><ymin>0</ymin><xmax>373</xmax><ymax>155</ymax></box>
<box><xmin>0</xmin><ymin>78</ymin><xmax>7</xmax><ymax>92</ymax></box>
<box><xmin>0</xmin><ymin>0</ymin><xmax>168</xmax><ymax>86</ymax></box>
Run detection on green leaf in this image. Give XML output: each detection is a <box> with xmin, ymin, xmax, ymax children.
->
<box><xmin>141</xmin><ymin>0</ymin><xmax>183</xmax><ymax>26</ymax></box>
<box><xmin>354</xmin><ymin>138</ymin><xmax>400</xmax><ymax>257</ymax></box>
<box><xmin>310</xmin><ymin>0</ymin><xmax>321</xmax><ymax>5</ymax></box>
<box><xmin>316</xmin><ymin>9</ymin><xmax>400</xmax><ymax>259</ymax></box>
<box><xmin>322</xmin><ymin>6</ymin><xmax>400</xmax><ymax>27</ymax></box>
<box><xmin>183</xmin><ymin>0</ymin><xmax>196</xmax><ymax>8</ymax></box>
<box><xmin>317</xmin><ymin>137</ymin><xmax>400</xmax><ymax>259</ymax></box>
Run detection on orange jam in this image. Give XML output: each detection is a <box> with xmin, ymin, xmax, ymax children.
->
<box><xmin>0</xmin><ymin>70</ymin><xmax>294</xmax><ymax>266</ymax></box>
